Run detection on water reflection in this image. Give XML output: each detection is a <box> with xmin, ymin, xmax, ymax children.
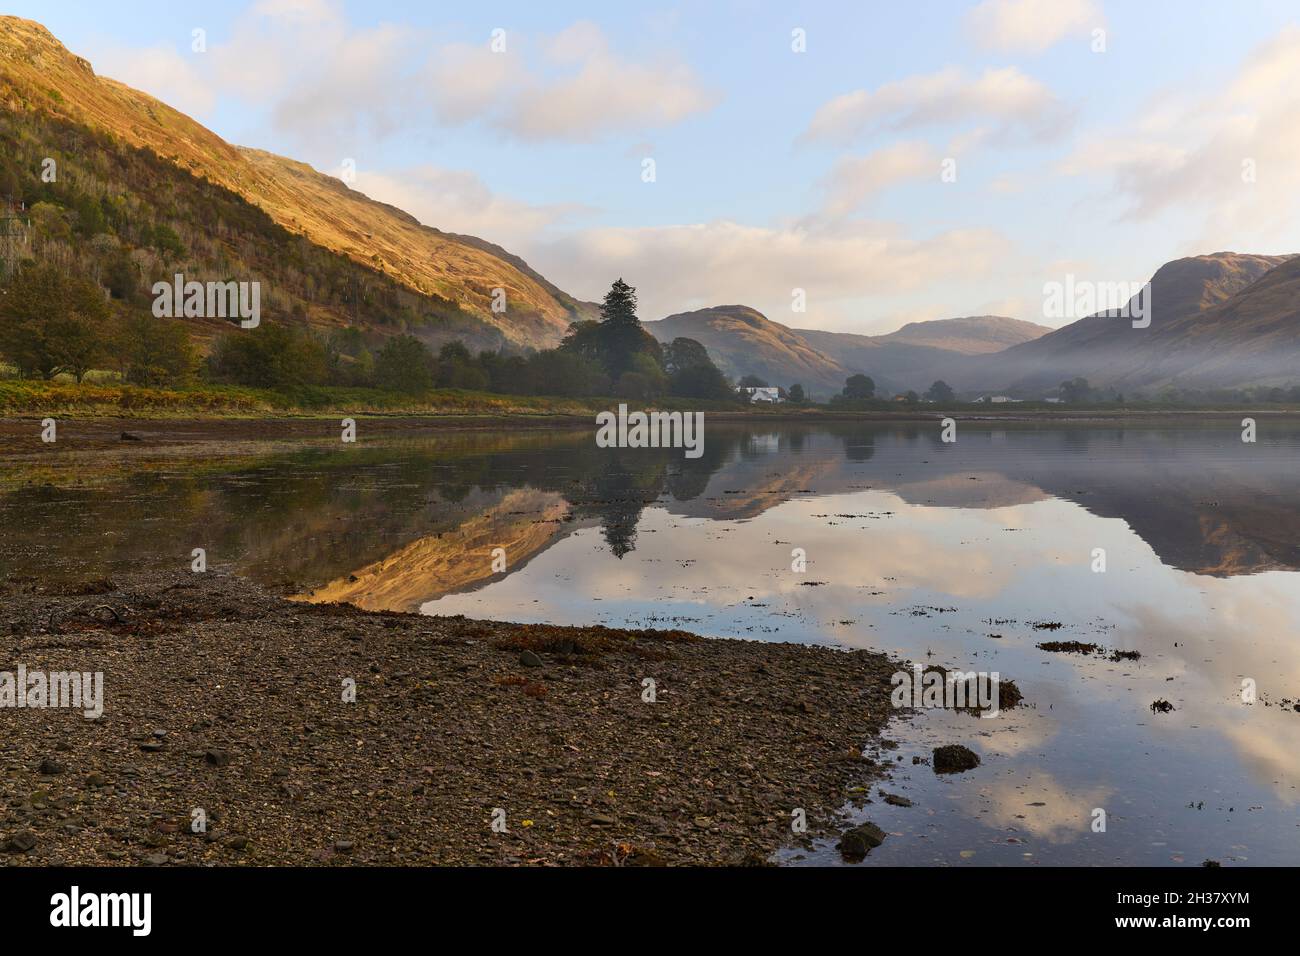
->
<box><xmin>3</xmin><ymin>423</ymin><xmax>1299</xmax><ymax>864</ymax></box>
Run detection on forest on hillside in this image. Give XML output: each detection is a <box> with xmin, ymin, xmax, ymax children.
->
<box><xmin>0</xmin><ymin>111</ymin><xmax>744</xmax><ymax>404</ymax></box>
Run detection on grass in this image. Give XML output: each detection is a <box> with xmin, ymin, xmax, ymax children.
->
<box><xmin>0</xmin><ymin>379</ymin><xmax>752</xmax><ymax>418</ymax></box>
<box><xmin>2</xmin><ymin>378</ymin><xmax>1298</xmax><ymax>420</ymax></box>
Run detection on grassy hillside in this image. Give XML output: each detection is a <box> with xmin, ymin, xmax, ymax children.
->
<box><xmin>0</xmin><ymin>15</ymin><xmax>592</xmax><ymax>351</ymax></box>
<box><xmin>648</xmin><ymin>306</ymin><xmax>850</xmax><ymax>397</ymax></box>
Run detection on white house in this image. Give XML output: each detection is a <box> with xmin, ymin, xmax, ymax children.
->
<box><xmin>737</xmin><ymin>386</ymin><xmax>783</xmax><ymax>403</ymax></box>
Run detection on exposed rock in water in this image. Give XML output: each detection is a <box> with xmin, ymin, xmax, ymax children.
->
<box><xmin>838</xmin><ymin>821</ymin><xmax>886</xmax><ymax>859</ymax></box>
<box><xmin>1150</xmin><ymin>699</ymin><xmax>1175</xmax><ymax>714</ymax></box>
<box><xmin>933</xmin><ymin>744</ymin><xmax>981</xmax><ymax>774</ymax></box>
<box><xmin>997</xmin><ymin>679</ymin><xmax>1024</xmax><ymax>711</ymax></box>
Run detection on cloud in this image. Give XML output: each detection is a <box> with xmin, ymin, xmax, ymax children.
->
<box><xmin>504</xmin><ymin>44</ymin><xmax>716</xmax><ymax>142</ymax></box>
<box><xmin>978</xmin><ymin>772</ymin><xmax>1112</xmax><ymax>843</ymax></box>
<box><xmin>426</xmin><ymin>43</ymin><xmax>527</xmax><ymax>126</ymax></box>
<box><xmin>1058</xmin><ymin>24</ymin><xmax>1300</xmax><ymax>249</ymax></box>
<box><xmin>349</xmin><ymin>165</ymin><xmax>590</xmax><ymax>248</ymax></box>
<box><xmin>123</xmin><ymin>6</ymin><xmax>715</xmax><ymax>148</ymax></box>
<box><xmin>966</xmin><ymin>0</ymin><xmax>1104</xmax><ymax>54</ymax></box>
<box><xmin>801</xmin><ymin>66</ymin><xmax>1072</xmax><ymax>146</ymax></box>
<box><xmin>88</xmin><ymin>6</ymin><xmax>714</xmax><ymax>148</ymax></box>
<box><xmin>530</xmin><ymin>219</ymin><xmax>1013</xmax><ymax>323</ymax></box>
<box><xmin>93</xmin><ymin>43</ymin><xmax>215</xmax><ymax>118</ymax></box>
<box><xmin>817</xmin><ymin>141</ymin><xmax>941</xmax><ymax>217</ymax></box>
<box><xmin>264</xmin><ymin>23</ymin><xmax>417</xmax><ymax>146</ymax></box>
<box><xmin>429</xmin><ymin>20</ymin><xmax>717</xmax><ymax>142</ymax></box>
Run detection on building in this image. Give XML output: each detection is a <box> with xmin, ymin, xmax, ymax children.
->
<box><xmin>736</xmin><ymin>386</ymin><xmax>783</xmax><ymax>403</ymax></box>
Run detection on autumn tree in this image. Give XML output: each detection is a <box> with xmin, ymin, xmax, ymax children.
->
<box><xmin>111</xmin><ymin>310</ymin><xmax>198</xmax><ymax>386</ymax></box>
<box><xmin>0</xmin><ymin>262</ymin><xmax>110</xmax><ymax>381</ymax></box>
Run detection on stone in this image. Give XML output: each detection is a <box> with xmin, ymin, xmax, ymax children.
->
<box><xmin>838</xmin><ymin>822</ymin><xmax>886</xmax><ymax>859</ymax></box>
<box><xmin>932</xmin><ymin>744</ymin><xmax>980</xmax><ymax>774</ymax></box>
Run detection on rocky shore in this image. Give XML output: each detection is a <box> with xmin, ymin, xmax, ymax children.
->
<box><xmin>0</xmin><ymin>571</ymin><xmax>903</xmax><ymax>866</ymax></box>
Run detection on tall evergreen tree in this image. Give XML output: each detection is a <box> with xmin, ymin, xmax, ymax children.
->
<box><xmin>600</xmin><ymin>278</ymin><xmax>639</xmax><ymax>327</ymax></box>
<box><xmin>597</xmin><ymin>278</ymin><xmax>653</xmax><ymax>379</ymax></box>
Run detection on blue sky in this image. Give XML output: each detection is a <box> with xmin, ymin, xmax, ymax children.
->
<box><xmin>12</xmin><ymin>0</ymin><xmax>1300</xmax><ymax>332</ymax></box>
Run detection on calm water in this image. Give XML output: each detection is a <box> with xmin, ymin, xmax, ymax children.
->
<box><xmin>3</xmin><ymin>422</ymin><xmax>1299</xmax><ymax>865</ymax></box>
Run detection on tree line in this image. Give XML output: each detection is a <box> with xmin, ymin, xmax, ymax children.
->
<box><xmin>0</xmin><ymin>261</ymin><xmax>746</xmax><ymax>402</ymax></box>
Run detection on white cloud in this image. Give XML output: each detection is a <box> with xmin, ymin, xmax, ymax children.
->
<box><xmin>426</xmin><ymin>43</ymin><xmax>527</xmax><ymax>126</ymax></box>
<box><xmin>267</xmin><ymin>23</ymin><xmax>417</xmax><ymax>145</ymax></box>
<box><xmin>139</xmin><ymin>6</ymin><xmax>715</xmax><ymax>147</ymax></box>
<box><xmin>86</xmin><ymin>7</ymin><xmax>713</xmax><ymax>147</ymax></box>
<box><xmin>350</xmin><ymin>165</ymin><xmax>590</xmax><ymax>248</ymax></box>
<box><xmin>435</xmin><ymin>20</ymin><xmax>716</xmax><ymax>142</ymax></box>
<box><xmin>94</xmin><ymin>44</ymin><xmax>215</xmax><ymax>118</ymax></box>
<box><xmin>966</xmin><ymin>0</ymin><xmax>1104</xmax><ymax>54</ymax></box>
<box><xmin>1059</xmin><ymin>24</ymin><xmax>1300</xmax><ymax>249</ymax></box>
<box><xmin>801</xmin><ymin>66</ymin><xmax>1072</xmax><ymax>145</ymax></box>
<box><xmin>530</xmin><ymin>220</ymin><xmax>1013</xmax><ymax>323</ymax></box>
<box><xmin>504</xmin><ymin>47</ymin><xmax>716</xmax><ymax>142</ymax></box>
<box><xmin>543</xmin><ymin>20</ymin><xmax>608</xmax><ymax>64</ymax></box>
<box><xmin>817</xmin><ymin>141</ymin><xmax>940</xmax><ymax>217</ymax></box>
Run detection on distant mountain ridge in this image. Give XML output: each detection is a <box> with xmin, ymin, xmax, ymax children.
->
<box><xmin>953</xmin><ymin>252</ymin><xmax>1298</xmax><ymax>394</ymax></box>
<box><xmin>648</xmin><ymin>308</ymin><xmax>1050</xmax><ymax>398</ymax></box>
<box><xmin>652</xmin><ymin>253</ymin><xmax>1300</xmax><ymax>399</ymax></box>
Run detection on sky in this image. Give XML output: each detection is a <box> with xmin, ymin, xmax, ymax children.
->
<box><xmin>12</xmin><ymin>0</ymin><xmax>1300</xmax><ymax>333</ymax></box>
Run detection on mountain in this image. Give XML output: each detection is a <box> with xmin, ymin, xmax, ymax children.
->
<box><xmin>648</xmin><ymin>305</ymin><xmax>851</xmax><ymax>397</ymax></box>
<box><xmin>0</xmin><ymin>16</ymin><xmax>593</xmax><ymax>350</ymax></box>
<box><xmin>1117</xmin><ymin>254</ymin><xmax>1300</xmax><ymax>390</ymax></box>
<box><xmin>801</xmin><ymin>315</ymin><xmax>1048</xmax><ymax>394</ymax></box>
<box><xmin>956</xmin><ymin>252</ymin><xmax>1294</xmax><ymax>394</ymax></box>
<box><xmin>874</xmin><ymin>315</ymin><xmax>1051</xmax><ymax>353</ymax></box>
<box><xmin>649</xmin><ymin>308</ymin><xmax>1048</xmax><ymax>398</ymax></box>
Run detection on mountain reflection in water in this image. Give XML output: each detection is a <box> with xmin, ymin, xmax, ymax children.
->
<box><xmin>3</xmin><ymin>422</ymin><xmax>1299</xmax><ymax>865</ymax></box>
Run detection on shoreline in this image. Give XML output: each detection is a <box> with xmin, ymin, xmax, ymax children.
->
<box><xmin>4</xmin><ymin>407</ymin><xmax>1299</xmax><ymax>461</ymax></box>
<box><xmin>0</xmin><ymin>571</ymin><xmax>904</xmax><ymax>866</ymax></box>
